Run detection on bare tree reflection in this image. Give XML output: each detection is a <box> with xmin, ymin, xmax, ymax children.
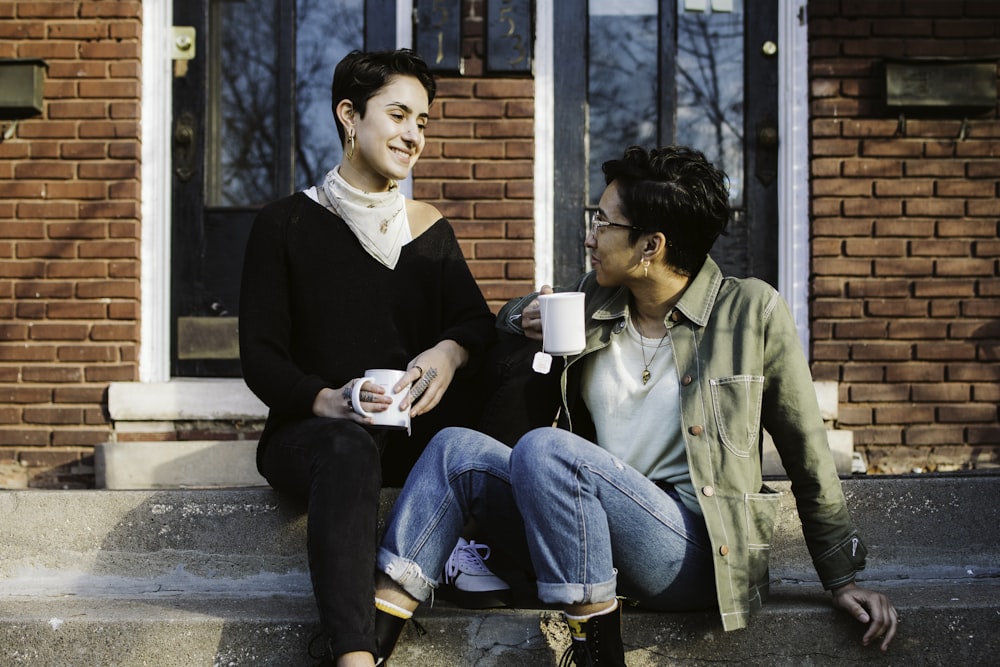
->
<box><xmin>676</xmin><ymin>8</ymin><xmax>744</xmax><ymax>205</ymax></box>
<box><xmin>587</xmin><ymin>3</ymin><xmax>743</xmax><ymax>207</ymax></box>
<box><xmin>212</xmin><ymin>0</ymin><xmax>361</xmax><ymax>206</ymax></box>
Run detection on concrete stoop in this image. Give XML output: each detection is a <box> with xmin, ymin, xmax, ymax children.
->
<box><xmin>1</xmin><ymin>475</ymin><xmax>998</xmax><ymax>666</ymax></box>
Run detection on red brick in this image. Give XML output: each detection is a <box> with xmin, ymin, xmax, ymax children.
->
<box><xmin>910</xmin><ymin>240</ymin><xmax>972</xmax><ymax>257</ymax></box>
<box><xmin>903</xmin><ymin>426</ymin><xmax>965</xmax><ymax>446</ymax></box>
<box><xmin>57</xmin><ymin>345</ymin><xmax>119</xmax><ymax>363</ymax></box>
<box><xmin>873</xmin><ymin>405</ymin><xmax>935</xmax><ymax>424</ymax></box>
<box><xmin>937</xmin><ymin>405</ymin><xmax>997</xmax><ymax>423</ymax></box>
<box><xmin>935</xmin><ymin>258</ymin><xmax>994</xmax><ymax>277</ymax></box>
<box><xmin>844</xmin><ymin>238</ymin><xmax>906</xmax><ymax>256</ymax></box>
<box><xmin>849</xmin><ymin>383</ymin><xmax>910</xmax><ymax>402</ymax></box>
<box><xmin>912</xmin><ymin>383</ymin><xmax>970</xmax><ymax>402</ymax></box>
<box><xmin>887</xmin><ymin>320</ymin><xmax>948</xmax><ymax>339</ymax></box>
<box><xmin>967</xmin><ymin>428</ymin><xmax>1000</xmax><ymax>445</ymax></box>
<box><xmin>83</xmin><ymin>364</ymin><xmax>137</xmax><ymax>382</ymax></box>
<box><xmin>845</xmin><ymin>279</ymin><xmax>909</xmax><ymax>297</ymax></box>
<box><xmin>0</xmin><ymin>430</ymin><xmax>49</xmax><ymax>446</ymax></box>
<box><xmin>873</xmin><ymin>219</ymin><xmax>935</xmax><ymax>236</ymax></box>
<box><xmin>873</xmin><ymin>258</ymin><xmax>934</xmax><ymax>276</ymax></box>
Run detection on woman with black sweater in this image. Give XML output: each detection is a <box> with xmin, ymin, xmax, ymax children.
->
<box><xmin>238</xmin><ymin>49</ymin><xmax>496</xmax><ymax>666</ymax></box>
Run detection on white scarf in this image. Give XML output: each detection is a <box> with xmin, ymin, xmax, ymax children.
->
<box><xmin>319</xmin><ymin>166</ymin><xmax>408</xmax><ymax>269</ymax></box>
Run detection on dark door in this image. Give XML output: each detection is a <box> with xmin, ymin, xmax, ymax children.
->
<box><xmin>170</xmin><ymin>0</ymin><xmax>382</xmax><ymax>377</ymax></box>
<box><xmin>553</xmin><ymin>0</ymin><xmax>778</xmax><ymax>287</ymax></box>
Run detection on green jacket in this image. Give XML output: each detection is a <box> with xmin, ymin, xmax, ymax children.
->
<box><xmin>497</xmin><ymin>257</ymin><xmax>867</xmax><ymax>631</ymax></box>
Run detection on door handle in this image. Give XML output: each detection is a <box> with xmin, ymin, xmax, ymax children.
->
<box><xmin>755</xmin><ymin>119</ymin><xmax>778</xmax><ymax>186</ymax></box>
<box><xmin>174</xmin><ymin>111</ymin><xmax>196</xmax><ymax>183</ymax></box>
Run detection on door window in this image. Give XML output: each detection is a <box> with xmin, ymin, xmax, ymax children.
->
<box><xmin>172</xmin><ymin>0</ymin><xmax>364</xmax><ymax>377</ymax></box>
<box><xmin>557</xmin><ymin>0</ymin><xmax>773</xmax><ymax>287</ymax></box>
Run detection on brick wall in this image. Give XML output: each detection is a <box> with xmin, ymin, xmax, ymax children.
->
<box><xmin>0</xmin><ymin>1</ymin><xmax>142</xmax><ymax>488</ymax></box>
<box><xmin>413</xmin><ymin>0</ymin><xmax>535</xmax><ymax>309</ymax></box>
<box><xmin>808</xmin><ymin>0</ymin><xmax>1000</xmax><ymax>472</ymax></box>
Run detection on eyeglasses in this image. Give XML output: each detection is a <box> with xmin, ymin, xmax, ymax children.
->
<box><xmin>589</xmin><ymin>211</ymin><xmax>644</xmax><ymax>236</ymax></box>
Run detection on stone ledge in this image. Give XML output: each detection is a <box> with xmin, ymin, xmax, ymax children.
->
<box><xmin>108</xmin><ymin>379</ymin><xmax>267</xmax><ymax>422</ymax></box>
<box><xmin>95</xmin><ymin>440</ymin><xmax>267</xmax><ymax>489</ymax></box>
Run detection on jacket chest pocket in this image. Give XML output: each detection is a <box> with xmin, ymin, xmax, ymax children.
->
<box><xmin>709</xmin><ymin>375</ymin><xmax>764</xmax><ymax>457</ymax></box>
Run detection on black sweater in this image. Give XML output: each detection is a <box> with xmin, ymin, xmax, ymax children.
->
<box><xmin>239</xmin><ymin>193</ymin><xmax>495</xmax><ymax>446</ymax></box>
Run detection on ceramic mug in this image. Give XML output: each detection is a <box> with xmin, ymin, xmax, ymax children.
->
<box><xmin>351</xmin><ymin>368</ymin><xmax>411</xmax><ymax>431</ymax></box>
<box><xmin>538</xmin><ymin>292</ymin><xmax>586</xmax><ymax>356</ymax></box>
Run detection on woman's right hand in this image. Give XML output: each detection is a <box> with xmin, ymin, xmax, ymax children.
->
<box><xmin>311</xmin><ymin>381</ymin><xmax>391</xmax><ymax>423</ymax></box>
<box><xmin>520</xmin><ymin>284</ymin><xmax>553</xmax><ymax>341</ymax></box>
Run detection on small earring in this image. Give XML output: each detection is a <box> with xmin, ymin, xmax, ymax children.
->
<box><xmin>642</xmin><ymin>258</ymin><xmax>650</xmax><ymax>278</ymax></box>
<box><xmin>346</xmin><ymin>129</ymin><xmax>356</xmax><ymax>160</ymax></box>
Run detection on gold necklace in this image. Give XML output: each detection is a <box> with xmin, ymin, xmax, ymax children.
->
<box><xmin>635</xmin><ymin>317</ymin><xmax>668</xmax><ymax>385</ymax></box>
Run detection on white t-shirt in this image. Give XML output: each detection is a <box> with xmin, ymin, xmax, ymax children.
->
<box><xmin>580</xmin><ymin>315</ymin><xmax>698</xmax><ymax>513</ymax></box>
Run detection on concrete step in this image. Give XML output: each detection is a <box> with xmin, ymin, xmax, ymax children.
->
<box><xmin>1</xmin><ymin>475</ymin><xmax>998</xmax><ymax>665</ymax></box>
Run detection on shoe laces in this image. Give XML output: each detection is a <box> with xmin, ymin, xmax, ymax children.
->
<box><xmin>444</xmin><ymin>540</ymin><xmax>494</xmax><ymax>582</ymax></box>
<box><xmin>558</xmin><ymin>639</ymin><xmax>595</xmax><ymax>667</ymax></box>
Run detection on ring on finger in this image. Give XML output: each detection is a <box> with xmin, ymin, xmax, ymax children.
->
<box><xmin>413</xmin><ymin>365</ymin><xmax>424</xmax><ymax>378</ymax></box>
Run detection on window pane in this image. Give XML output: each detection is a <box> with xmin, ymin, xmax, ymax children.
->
<box><xmin>587</xmin><ymin>0</ymin><xmax>658</xmax><ymax>206</ymax></box>
<box><xmin>207</xmin><ymin>0</ymin><xmax>363</xmax><ymax>206</ymax></box>
<box><xmin>294</xmin><ymin>0</ymin><xmax>363</xmax><ymax>191</ymax></box>
<box><xmin>209</xmin><ymin>0</ymin><xmax>281</xmax><ymax>206</ymax></box>
<box><xmin>677</xmin><ymin>0</ymin><xmax>744</xmax><ymax>206</ymax></box>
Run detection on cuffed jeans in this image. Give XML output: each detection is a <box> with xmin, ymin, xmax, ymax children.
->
<box><xmin>378</xmin><ymin>426</ymin><xmax>716</xmax><ymax>610</ymax></box>
<box><xmin>259</xmin><ymin>418</ymin><xmax>385</xmax><ymax>658</ymax></box>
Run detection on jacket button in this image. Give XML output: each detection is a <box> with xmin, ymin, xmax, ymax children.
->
<box><xmin>701</xmin><ymin>485</ymin><xmax>715</xmax><ymax>497</ymax></box>
<box><xmin>614</xmin><ymin>321</ymin><xmax>625</xmax><ymax>333</ymax></box>
<box><xmin>719</xmin><ymin>544</ymin><xmax>729</xmax><ymax>556</ymax></box>
<box><xmin>670</xmin><ymin>311</ymin><xmax>681</xmax><ymax>322</ymax></box>
<box><xmin>689</xmin><ymin>425</ymin><xmax>703</xmax><ymax>436</ymax></box>
<box><xmin>681</xmin><ymin>375</ymin><xmax>693</xmax><ymax>386</ymax></box>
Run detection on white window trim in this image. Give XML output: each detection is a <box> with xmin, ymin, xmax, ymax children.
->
<box><xmin>778</xmin><ymin>0</ymin><xmax>811</xmax><ymax>358</ymax></box>
<box><xmin>140</xmin><ymin>0</ymin><xmax>173</xmax><ymax>382</ymax></box>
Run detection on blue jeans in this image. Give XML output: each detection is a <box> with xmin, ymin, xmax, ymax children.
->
<box><xmin>378</xmin><ymin>426</ymin><xmax>716</xmax><ymax>610</ymax></box>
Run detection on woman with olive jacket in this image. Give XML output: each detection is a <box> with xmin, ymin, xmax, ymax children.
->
<box><xmin>370</xmin><ymin>145</ymin><xmax>897</xmax><ymax>666</ymax></box>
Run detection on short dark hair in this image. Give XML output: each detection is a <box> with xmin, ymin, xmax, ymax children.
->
<box><xmin>601</xmin><ymin>145</ymin><xmax>730</xmax><ymax>276</ymax></box>
<box><xmin>330</xmin><ymin>48</ymin><xmax>437</xmax><ymax>146</ymax></box>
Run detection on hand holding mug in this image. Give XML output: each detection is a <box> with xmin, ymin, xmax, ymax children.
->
<box><xmin>350</xmin><ymin>369</ymin><xmax>412</xmax><ymax>432</ymax></box>
<box><xmin>521</xmin><ymin>284</ymin><xmax>553</xmax><ymax>342</ymax></box>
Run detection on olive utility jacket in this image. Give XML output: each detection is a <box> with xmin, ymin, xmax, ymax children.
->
<box><xmin>497</xmin><ymin>257</ymin><xmax>867</xmax><ymax>631</ymax></box>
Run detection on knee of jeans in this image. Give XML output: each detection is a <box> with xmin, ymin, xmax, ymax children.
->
<box><xmin>315</xmin><ymin>422</ymin><xmax>381</xmax><ymax>469</ymax></box>
<box><xmin>510</xmin><ymin>428</ymin><xmax>565</xmax><ymax>483</ymax></box>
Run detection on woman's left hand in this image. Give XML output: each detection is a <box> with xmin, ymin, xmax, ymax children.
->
<box><xmin>831</xmin><ymin>582</ymin><xmax>898</xmax><ymax>652</ymax></box>
<box><xmin>396</xmin><ymin>340</ymin><xmax>469</xmax><ymax>417</ymax></box>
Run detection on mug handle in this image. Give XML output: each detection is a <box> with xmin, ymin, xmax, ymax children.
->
<box><xmin>351</xmin><ymin>376</ymin><xmax>377</xmax><ymax>416</ymax></box>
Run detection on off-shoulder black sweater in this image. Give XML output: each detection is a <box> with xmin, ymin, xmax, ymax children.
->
<box><xmin>239</xmin><ymin>193</ymin><xmax>495</xmax><ymax>455</ymax></box>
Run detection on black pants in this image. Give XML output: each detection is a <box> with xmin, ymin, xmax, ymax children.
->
<box><xmin>259</xmin><ymin>418</ymin><xmax>386</xmax><ymax>658</ymax></box>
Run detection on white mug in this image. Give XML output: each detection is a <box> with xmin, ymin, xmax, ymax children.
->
<box><xmin>538</xmin><ymin>292</ymin><xmax>586</xmax><ymax>356</ymax></box>
<box><xmin>351</xmin><ymin>368</ymin><xmax>411</xmax><ymax>432</ymax></box>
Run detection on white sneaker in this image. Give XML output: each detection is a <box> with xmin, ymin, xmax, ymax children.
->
<box><xmin>442</xmin><ymin>537</ymin><xmax>512</xmax><ymax>608</ymax></box>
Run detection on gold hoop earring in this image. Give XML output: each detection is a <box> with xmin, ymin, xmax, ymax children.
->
<box><xmin>346</xmin><ymin>130</ymin><xmax>356</xmax><ymax>160</ymax></box>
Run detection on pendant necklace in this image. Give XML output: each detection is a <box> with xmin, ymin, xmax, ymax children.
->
<box><xmin>634</xmin><ymin>317</ymin><xmax>668</xmax><ymax>385</ymax></box>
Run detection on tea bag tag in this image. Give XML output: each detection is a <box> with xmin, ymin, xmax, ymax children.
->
<box><xmin>532</xmin><ymin>351</ymin><xmax>553</xmax><ymax>374</ymax></box>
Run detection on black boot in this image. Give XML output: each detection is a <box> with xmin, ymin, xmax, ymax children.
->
<box><xmin>373</xmin><ymin>608</ymin><xmax>407</xmax><ymax>665</ymax></box>
<box><xmin>558</xmin><ymin>602</ymin><xmax>626</xmax><ymax>667</ymax></box>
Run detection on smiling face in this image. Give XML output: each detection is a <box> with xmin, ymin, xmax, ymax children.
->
<box><xmin>586</xmin><ymin>180</ymin><xmax>646</xmax><ymax>286</ymax></box>
<box><xmin>338</xmin><ymin>74</ymin><xmax>429</xmax><ymax>191</ymax></box>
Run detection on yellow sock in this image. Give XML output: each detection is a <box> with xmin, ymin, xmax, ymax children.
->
<box><xmin>375</xmin><ymin>597</ymin><xmax>413</xmax><ymax>620</ymax></box>
<box><xmin>564</xmin><ymin>599</ymin><xmax>619</xmax><ymax>640</ymax></box>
